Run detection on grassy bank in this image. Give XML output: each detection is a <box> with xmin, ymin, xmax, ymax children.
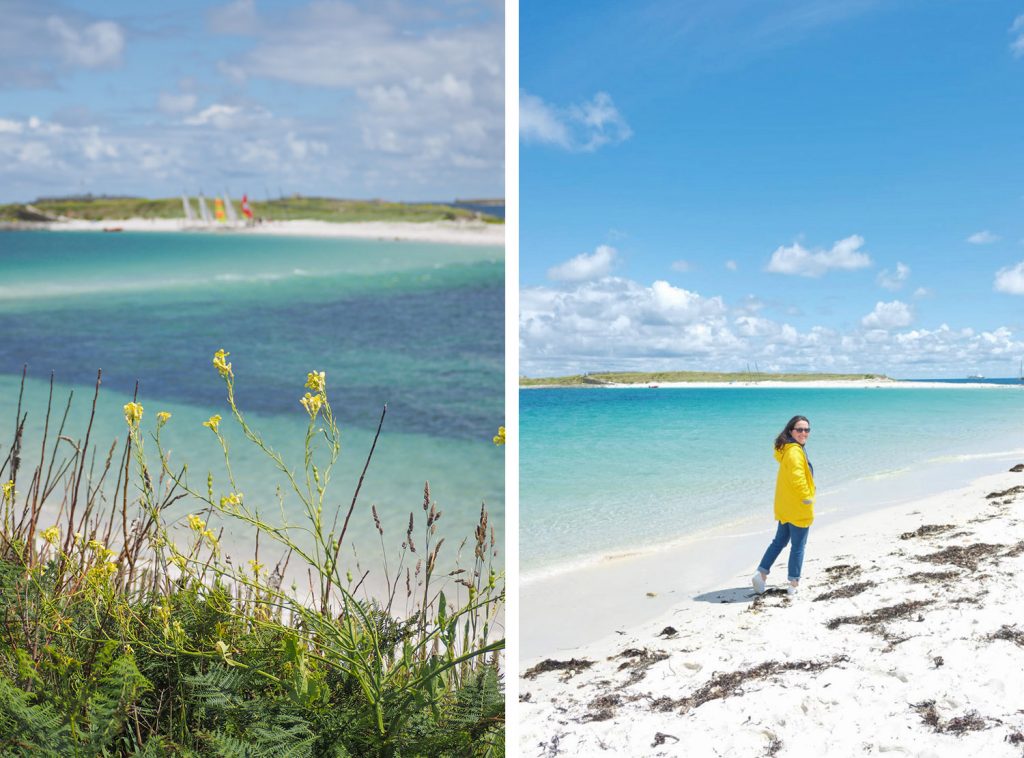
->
<box><xmin>0</xmin><ymin>196</ymin><xmax>502</xmax><ymax>224</ymax></box>
<box><xmin>0</xmin><ymin>355</ymin><xmax>504</xmax><ymax>756</ymax></box>
<box><xmin>520</xmin><ymin>370</ymin><xmax>889</xmax><ymax>387</ymax></box>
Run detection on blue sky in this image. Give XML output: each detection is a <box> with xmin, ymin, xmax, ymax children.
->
<box><xmin>520</xmin><ymin>0</ymin><xmax>1024</xmax><ymax>378</ymax></box>
<box><xmin>0</xmin><ymin>0</ymin><xmax>503</xmax><ymax>203</ymax></box>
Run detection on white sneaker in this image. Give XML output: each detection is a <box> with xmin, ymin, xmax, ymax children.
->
<box><xmin>751</xmin><ymin>572</ymin><xmax>766</xmax><ymax>594</ymax></box>
<box><xmin>787</xmin><ymin>584</ymin><xmax>799</xmax><ymax>596</ymax></box>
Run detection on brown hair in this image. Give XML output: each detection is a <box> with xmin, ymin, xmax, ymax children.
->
<box><xmin>774</xmin><ymin>415</ymin><xmax>809</xmax><ymax>451</ymax></box>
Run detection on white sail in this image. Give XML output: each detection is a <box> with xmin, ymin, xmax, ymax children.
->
<box><xmin>198</xmin><ymin>194</ymin><xmax>213</xmax><ymax>224</ymax></box>
<box><xmin>181</xmin><ymin>195</ymin><xmax>196</xmax><ymax>223</ymax></box>
<box><xmin>223</xmin><ymin>194</ymin><xmax>239</xmax><ymax>224</ymax></box>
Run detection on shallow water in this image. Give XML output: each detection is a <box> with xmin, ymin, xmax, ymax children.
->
<box><xmin>520</xmin><ymin>386</ymin><xmax>1024</xmax><ymax>580</ymax></box>
<box><xmin>0</xmin><ymin>231</ymin><xmax>505</xmax><ymax>590</ymax></box>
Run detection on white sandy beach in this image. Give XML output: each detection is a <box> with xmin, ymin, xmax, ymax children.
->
<box><xmin>17</xmin><ymin>217</ymin><xmax>505</xmax><ymax>247</ymax></box>
<box><xmin>519</xmin><ymin>463</ymin><xmax>1024</xmax><ymax>756</ymax></box>
<box><xmin>525</xmin><ymin>379</ymin><xmax>1011</xmax><ymax>390</ymax></box>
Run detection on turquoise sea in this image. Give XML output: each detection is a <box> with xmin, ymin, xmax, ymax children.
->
<box><xmin>520</xmin><ymin>385</ymin><xmax>1024</xmax><ymax>581</ymax></box>
<box><xmin>0</xmin><ymin>230</ymin><xmax>504</xmax><ymax>591</ymax></box>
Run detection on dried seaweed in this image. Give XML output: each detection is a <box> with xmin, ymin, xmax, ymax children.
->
<box><xmin>813</xmin><ymin>581</ymin><xmax>876</xmax><ymax>602</ymax></box>
<box><xmin>900</xmin><ymin>524</ymin><xmax>955</xmax><ymax>540</ymax></box>
<box><xmin>1004</xmin><ymin>541</ymin><xmax>1024</xmax><ymax>557</ymax></box>
<box><xmin>523</xmin><ymin>658</ymin><xmax>594</xmax><ymax>680</ymax></box>
<box><xmin>826</xmin><ymin>600</ymin><xmax>934</xmax><ymax>630</ymax></box>
<box><xmin>904</xmin><ymin>570</ymin><xmax>958</xmax><ymax>584</ymax></box>
<box><xmin>986</xmin><ymin>485</ymin><xmax>1024</xmax><ymax>499</ymax></box>
<box><xmin>824</xmin><ymin>563</ymin><xmax>861</xmax><ymax>580</ymax></box>
<box><xmin>582</xmin><ymin>694</ymin><xmax>622</xmax><ymax>722</ymax></box>
<box><xmin>749</xmin><ymin>586</ymin><xmax>789</xmax><ymax>611</ymax></box>
<box><xmin>916</xmin><ymin>543</ymin><xmax>1004</xmax><ymax>571</ymax></box>
<box><xmin>990</xmin><ymin>625</ymin><xmax>1024</xmax><ymax>647</ymax></box>
<box><xmin>675</xmin><ymin>655</ymin><xmax>849</xmax><ymax>714</ymax></box>
<box><xmin>912</xmin><ymin>700</ymin><xmax>989</xmax><ymax>734</ymax></box>
<box><xmin>615</xmin><ymin>648</ymin><xmax>669</xmax><ymax>686</ymax></box>
<box><xmin>652</xmin><ymin>732</ymin><xmax>679</xmax><ymax>747</ymax></box>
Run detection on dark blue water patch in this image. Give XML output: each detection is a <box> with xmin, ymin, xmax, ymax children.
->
<box><xmin>0</xmin><ymin>279</ymin><xmax>502</xmax><ymax>441</ymax></box>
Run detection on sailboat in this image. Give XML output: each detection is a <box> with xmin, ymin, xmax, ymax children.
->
<box><xmin>223</xmin><ymin>193</ymin><xmax>239</xmax><ymax>225</ymax></box>
<box><xmin>181</xmin><ymin>194</ymin><xmax>198</xmax><ymax>227</ymax></box>
<box><xmin>197</xmin><ymin>194</ymin><xmax>213</xmax><ymax>225</ymax></box>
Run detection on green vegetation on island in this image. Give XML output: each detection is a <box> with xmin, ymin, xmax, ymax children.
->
<box><xmin>520</xmin><ymin>370</ymin><xmax>890</xmax><ymax>387</ymax></box>
<box><xmin>0</xmin><ymin>355</ymin><xmax>504</xmax><ymax>756</ymax></box>
<box><xmin>0</xmin><ymin>195</ymin><xmax>503</xmax><ymax>224</ymax></box>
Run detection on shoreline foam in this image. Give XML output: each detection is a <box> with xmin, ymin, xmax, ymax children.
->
<box><xmin>519</xmin><ymin>463</ymin><xmax>1024</xmax><ymax>756</ymax></box>
<box><xmin>2</xmin><ymin>217</ymin><xmax>505</xmax><ymax>247</ymax></box>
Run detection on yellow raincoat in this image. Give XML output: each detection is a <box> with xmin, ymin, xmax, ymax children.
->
<box><xmin>773</xmin><ymin>442</ymin><xmax>815</xmax><ymax>527</ymax></box>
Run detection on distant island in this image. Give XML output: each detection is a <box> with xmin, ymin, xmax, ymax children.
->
<box><xmin>520</xmin><ymin>370</ymin><xmax>891</xmax><ymax>387</ymax></box>
<box><xmin>0</xmin><ymin>193</ymin><xmax>503</xmax><ymax>225</ymax></box>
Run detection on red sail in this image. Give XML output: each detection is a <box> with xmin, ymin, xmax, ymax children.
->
<box><xmin>241</xmin><ymin>194</ymin><xmax>253</xmax><ymax>219</ymax></box>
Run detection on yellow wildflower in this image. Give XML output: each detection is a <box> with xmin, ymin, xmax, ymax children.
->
<box><xmin>2</xmin><ymin>480</ymin><xmax>14</xmax><ymax>503</ymax></box>
<box><xmin>248</xmin><ymin>559</ymin><xmax>264</xmax><ymax>576</ymax></box>
<box><xmin>300</xmin><ymin>392</ymin><xmax>323</xmax><ymax>418</ymax></box>
<box><xmin>203</xmin><ymin>414</ymin><xmax>222</xmax><ymax>433</ymax></box>
<box><xmin>220</xmin><ymin>492</ymin><xmax>243</xmax><ymax>509</ymax></box>
<box><xmin>305</xmin><ymin>371</ymin><xmax>326</xmax><ymax>393</ymax></box>
<box><xmin>186</xmin><ymin>514</ymin><xmax>206</xmax><ymax>531</ymax></box>
<box><xmin>492</xmin><ymin>426</ymin><xmax>505</xmax><ymax>446</ymax></box>
<box><xmin>213</xmin><ymin>349</ymin><xmax>233</xmax><ymax>378</ymax></box>
<box><xmin>41</xmin><ymin>526</ymin><xmax>60</xmax><ymax>545</ymax></box>
<box><xmin>156</xmin><ymin>411</ymin><xmax>172</xmax><ymax>426</ymax></box>
<box><xmin>123</xmin><ymin>402</ymin><xmax>144</xmax><ymax>427</ymax></box>
<box><xmin>170</xmin><ymin>554</ymin><xmax>187</xmax><ymax>571</ymax></box>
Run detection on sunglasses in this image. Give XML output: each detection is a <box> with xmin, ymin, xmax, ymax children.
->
<box><xmin>792</xmin><ymin>427</ymin><xmax>811</xmax><ymax>433</ymax></box>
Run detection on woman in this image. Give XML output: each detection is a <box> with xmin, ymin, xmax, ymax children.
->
<box><xmin>751</xmin><ymin>415</ymin><xmax>815</xmax><ymax>596</ymax></box>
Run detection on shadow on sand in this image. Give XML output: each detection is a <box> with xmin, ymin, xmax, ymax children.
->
<box><xmin>693</xmin><ymin>587</ymin><xmax>760</xmax><ymax>604</ymax></box>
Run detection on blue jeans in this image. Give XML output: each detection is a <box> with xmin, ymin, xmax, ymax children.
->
<box><xmin>757</xmin><ymin>521</ymin><xmax>810</xmax><ymax>582</ymax></box>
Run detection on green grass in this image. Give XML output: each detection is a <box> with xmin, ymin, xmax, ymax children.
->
<box><xmin>0</xmin><ymin>196</ymin><xmax>503</xmax><ymax>224</ymax></box>
<box><xmin>0</xmin><ymin>358</ymin><xmax>505</xmax><ymax>756</ymax></box>
<box><xmin>520</xmin><ymin>370</ymin><xmax>890</xmax><ymax>386</ymax></box>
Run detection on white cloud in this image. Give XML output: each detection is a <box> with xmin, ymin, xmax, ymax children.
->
<box><xmin>520</xmin><ymin>271</ymin><xmax>1024</xmax><ymax>378</ymax></box>
<box><xmin>519</xmin><ymin>92</ymin><xmax>570</xmax><ymax>149</ymax></box>
<box><xmin>671</xmin><ymin>260</ymin><xmax>692</xmax><ymax>272</ymax></box>
<box><xmin>861</xmin><ymin>300</ymin><xmax>913</xmax><ymax>329</ymax></box>
<box><xmin>158</xmin><ymin>92</ymin><xmax>198</xmax><ymax>114</ymax></box>
<box><xmin>46</xmin><ymin>16</ymin><xmax>124</xmax><ymax>67</ymax></box>
<box><xmin>286</xmin><ymin>131</ymin><xmax>328</xmax><ymax>160</ymax></box>
<box><xmin>184</xmin><ymin>104</ymin><xmax>244</xmax><ymax>129</ymax></box>
<box><xmin>201</xmin><ymin>0</ymin><xmax>503</xmax><ymax>196</ymax></box>
<box><xmin>967</xmin><ymin>230</ymin><xmax>1000</xmax><ymax>244</ymax></box>
<box><xmin>1011</xmin><ymin>14</ymin><xmax>1024</xmax><ymax>57</ymax></box>
<box><xmin>994</xmin><ymin>261</ymin><xmax>1024</xmax><ymax>295</ymax></box>
<box><xmin>725</xmin><ymin>260</ymin><xmax>738</xmax><ymax>271</ymax></box>
<box><xmin>877</xmin><ymin>262</ymin><xmax>910</xmax><ymax>291</ymax></box>
<box><xmin>520</xmin><ymin>90</ymin><xmax>632</xmax><ymax>152</ymax></box>
<box><xmin>547</xmin><ymin>245</ymin><xmax>617</xmax><ymax>282</ymax></box>
<box><xmin>913</xmin><ymin>287</ymin><xmax>932</xmax><ymax>298</ymax></box>
<box><xmin>766</xmin><ymin>234</ymin><xmax>872</xmax><ymax>277</ymax></box>
<box><xmin>521</xmin><ymin>277</ymin><xmax>731</xmax><ymax>372</ymax></box>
